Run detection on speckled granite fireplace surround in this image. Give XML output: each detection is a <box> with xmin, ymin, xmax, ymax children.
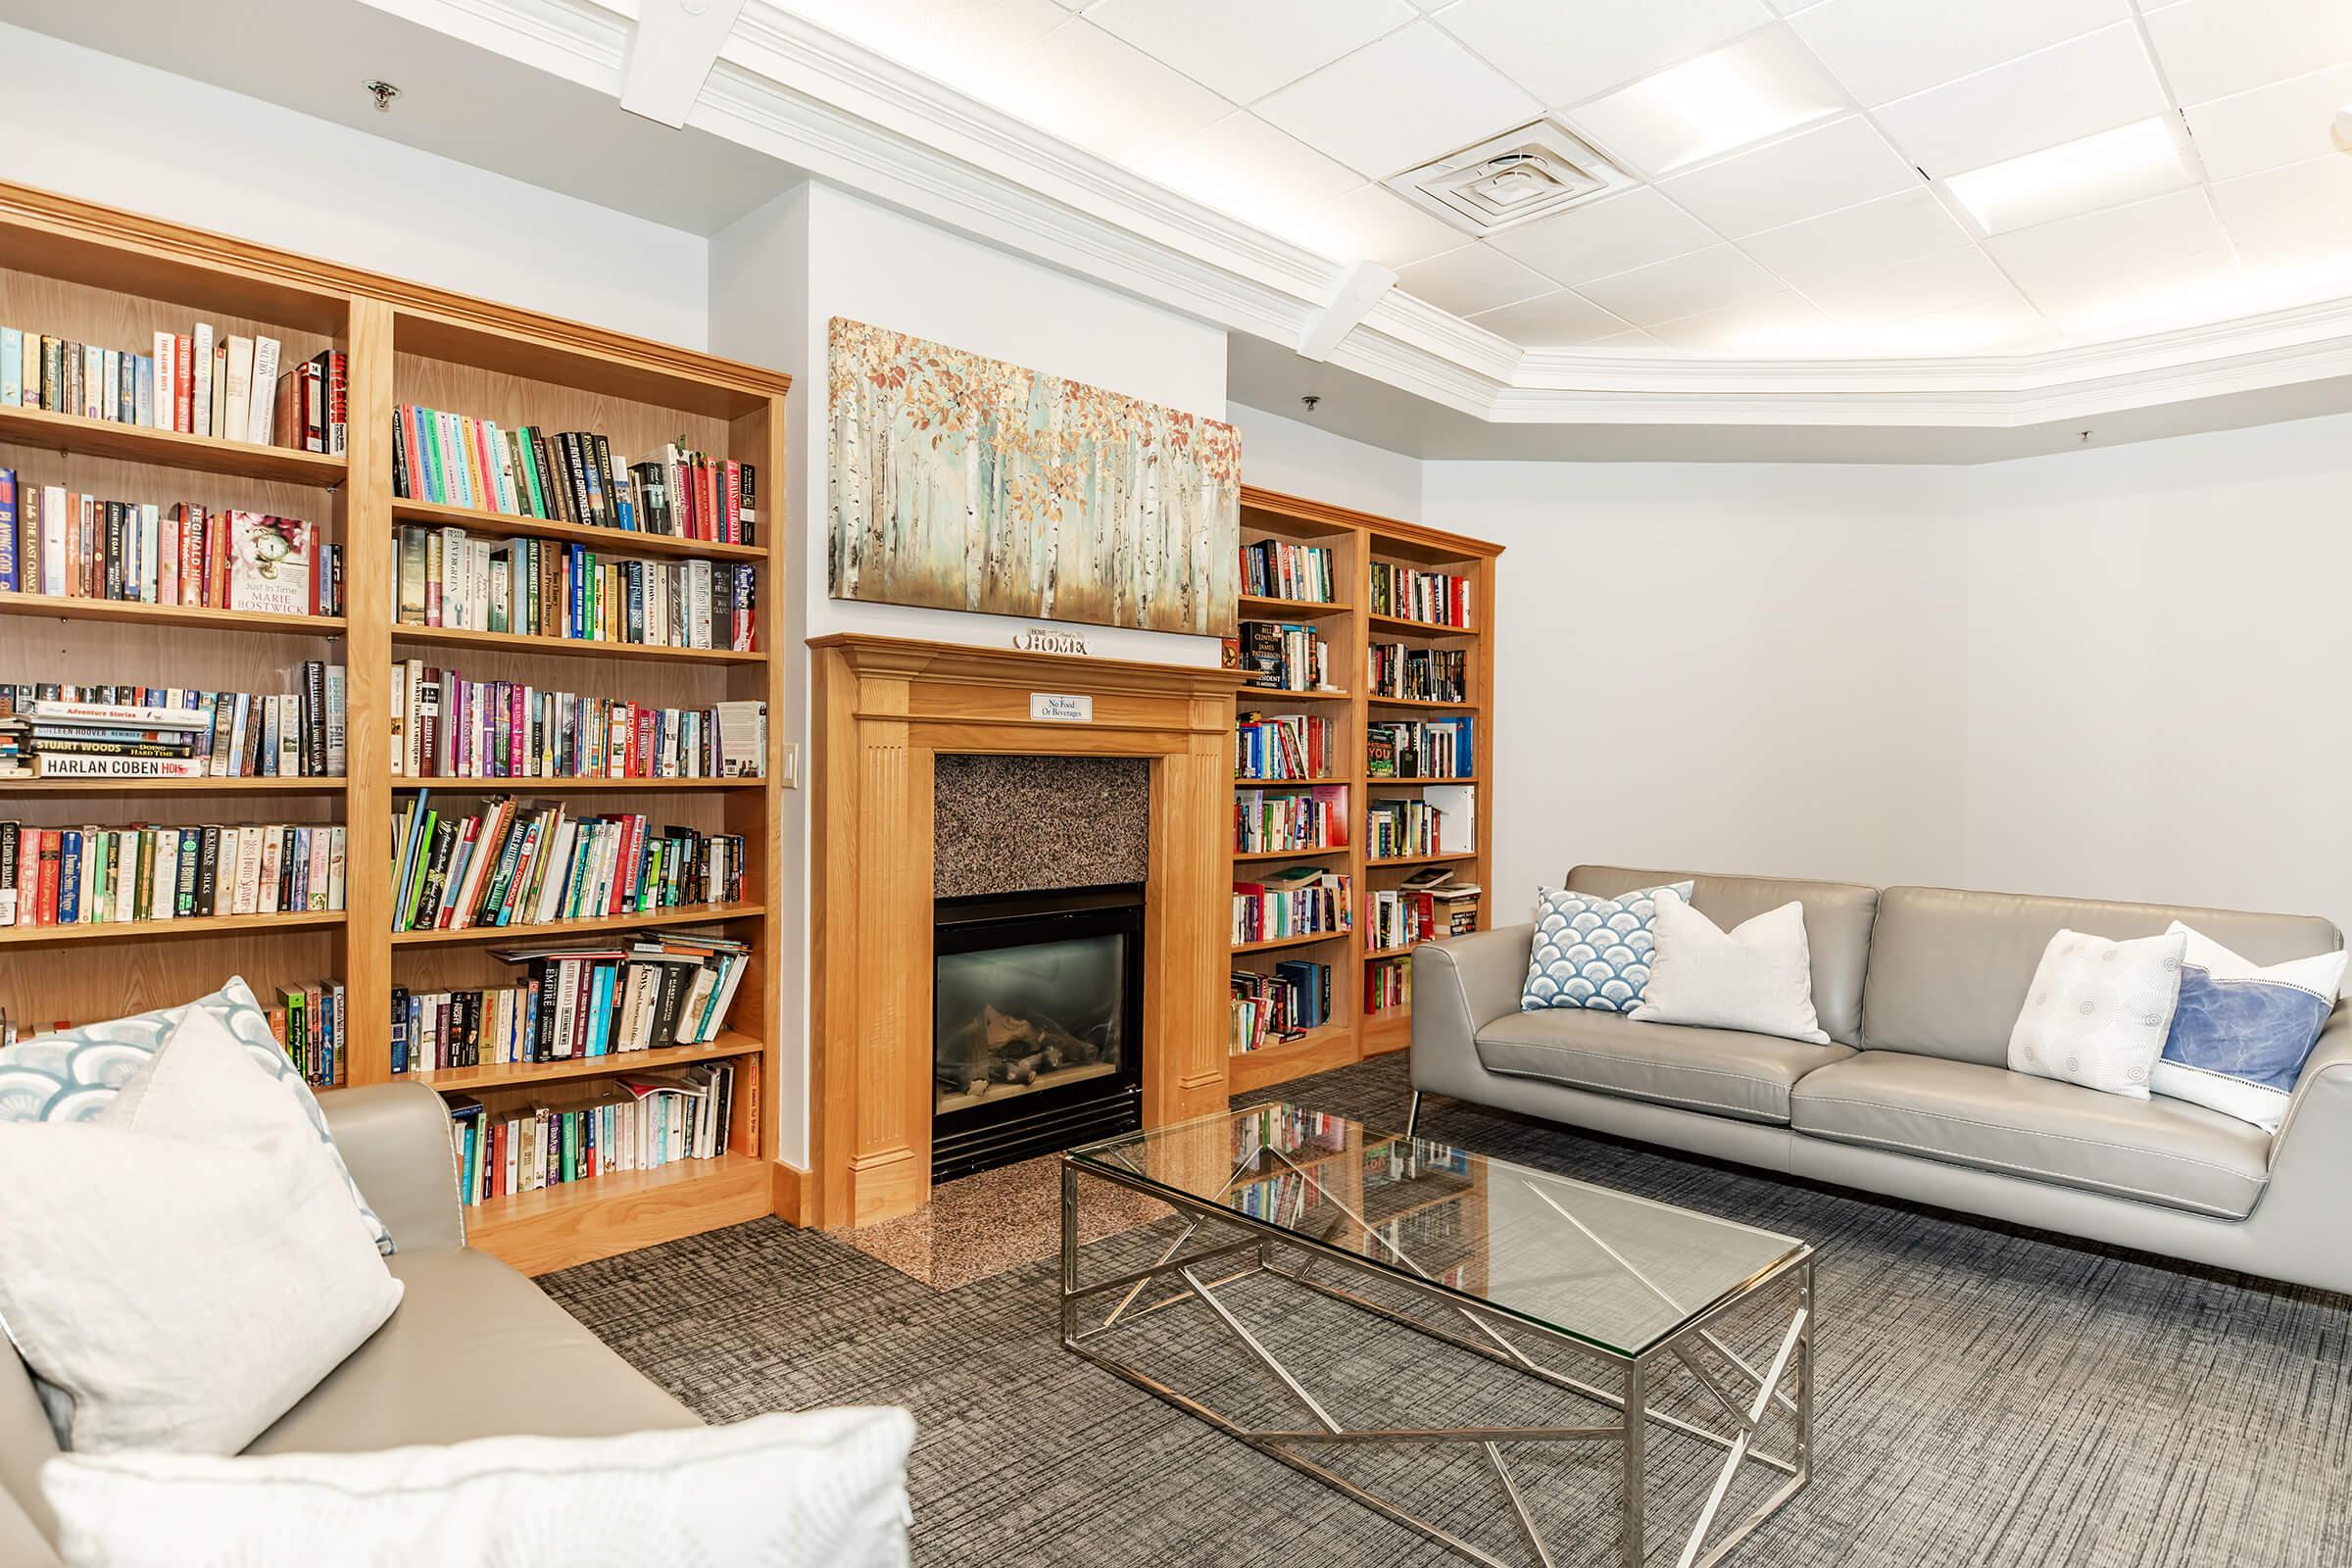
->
<box><xmin>934</xmin><ymin>755</ymin><xmax>1151</xmax><ymax>899</ymax></box>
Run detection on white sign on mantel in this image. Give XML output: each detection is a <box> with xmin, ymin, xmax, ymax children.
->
<box><xmin>1030</xmin><ymin>692</ymin><xmax>1094</xmax><ymax>723</ymax></box>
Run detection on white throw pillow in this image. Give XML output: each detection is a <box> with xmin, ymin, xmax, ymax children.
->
<box><xmin>1630</xmin><ymin>893</ymin><xmax>1830</xmax><ymax>1044</ymax></box>
<box><xmin>0</xmin><ymin>1007</ymin><xmax>402</xmax><ymax>1454</ymax></box>
<box><xmin>2150</xmin><ymin>920</ymin><xmax>2347</xmax><ymax>1131</ymax></box>
<box><xmin>2006</xmin><ymin>927</ymin><xmax>2187</xmax><ymax>1100</ymax></box>
<box><xmin>42</xmin><ymin>1407</ymin><xmax>918</xmax><ymax>1568</ymax></box>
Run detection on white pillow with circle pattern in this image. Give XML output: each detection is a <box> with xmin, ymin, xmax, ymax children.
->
<box><xmin>2006</xmin><ymin>927</ymin><xmax>2187</xmax><ymax>1100</ymax></box>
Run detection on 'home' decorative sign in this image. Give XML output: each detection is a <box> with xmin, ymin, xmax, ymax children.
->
<box><xmin>1013</xmin><ymin>627</ymin><xmax>1089</xmax><ymax>656</ymax></box>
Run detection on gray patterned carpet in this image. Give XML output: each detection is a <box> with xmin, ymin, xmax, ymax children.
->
<box><xmin>543</xmin><ymin>1054</ymin><xmax>2352</xmax><ymax>1567</ymax></box>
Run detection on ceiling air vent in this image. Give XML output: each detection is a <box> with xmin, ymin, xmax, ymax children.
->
<box><xmin>1387</xmin><ymin>121</ymin><xmax>1634</xmax><ymax>235</ymax></box>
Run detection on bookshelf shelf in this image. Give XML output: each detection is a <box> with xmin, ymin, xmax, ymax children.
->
<box><xmin>0</xmin><ymin>909</ymin><xmax>345</xmax><ymax>948</ymax></box>
<box><xmin>0</xmin><ymin>403</ymin><xmax>350</xmax><ymax>486</ymax></box>
<box><xmin>1226</xmin><ymin>486</ymin><xmax>1500</xmax><ymax>1096</ymax></box>
<box><xmin>1233</xmin><ymin>846</ymin><xmax>1347</xmax><ymax>861</ymax></box>
<box><xmin>5</xmin><ymin>775</ymin><xmax>349</xmax><ymax>793</ymax></box>
<box><xmin>1239</xmin><ymin>594</ymin><xmax>1352</xmax><ymax>619</ymax></box>
<box><xmin>391</xmin><ymin>623</ymin><xmax>763</xmax><ymax>664</ymax></box>
<box><xmin>0</xmin><ymin>180</ymin><xmax>790</xmax><ymax>1275</ymax></box>
<box><xmin>1232</xmin><ymin>929</ymin><xmax>1350</xmax><ymax>956</ymax></box>
<box><xmin>0</xmin><ymin>594</ymin><xmax>345</xmax><ymax>637</ymax></box>
<box><xmin>392</xmin><ymin>776</ymin><xmax>764</xmax><ymax>793</ymax></box>
<box><xmin>391</xmin><ymin>496</ymin><xmax>767</xmax><ymax>562</ymax></box>
<box><xmin>408</xmin><ymin>1031</ymin><xmax>762</xmax><ymax>1094</ymax></box>
<box><xmin>390</xmin><ymin>901</ymin><xmax>763</xmax><ymax>947</ymax></box>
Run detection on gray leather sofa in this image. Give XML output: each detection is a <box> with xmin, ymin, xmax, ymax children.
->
<box><xmin>1411</xmin><ymin>865</ymin><xmax>2352</xmax><ymax>1296</ymax></box>
<box><xmin>0</xmin><ymin>1081</ymin><xmax>698</xmax><ymax>1567</ymax></box>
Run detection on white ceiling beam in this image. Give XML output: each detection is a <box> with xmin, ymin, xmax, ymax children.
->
<box><xmin>620</xmin><ymin>0</ymin><xmax>748</xmax><ymax>128</ymax></box>
<box><xmin>1297</xmin><ymin>261</ymin><xmax>1398</xmax><ymax>363</ymax></box>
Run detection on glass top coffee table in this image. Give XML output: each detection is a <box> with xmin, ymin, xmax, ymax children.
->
<box><xmin>1059</xmin><ymin>1103</ymin><xmax>1814</xmax><ymax>1568</ymax></box>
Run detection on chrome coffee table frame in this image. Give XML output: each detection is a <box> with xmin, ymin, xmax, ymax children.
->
<box><xmin>1059</xmin><ymin>1138</ymin><xmax>1813</xmax><ymax>1568</ymax></box>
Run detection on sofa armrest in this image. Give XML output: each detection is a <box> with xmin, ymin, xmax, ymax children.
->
<box><xmin>2270</xmin><ymin>1004</ymin><xmax>2352</xmax><ymax>1164</ymax></box>
<box><xmin>318</xmin><ymin>1082</ymin><xmax>466</xmax><ymax>1252</ymax></box>
<box><xmin>1410</xmin><ymin>924</ymin><xmax>1535</xmax><ymax>1092</ymax></box>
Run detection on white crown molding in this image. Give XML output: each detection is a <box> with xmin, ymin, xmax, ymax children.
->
<box><xmin>361</xmin><ymin>0</ymin><xmax>2352</xmax><ymax>438</ymax></box>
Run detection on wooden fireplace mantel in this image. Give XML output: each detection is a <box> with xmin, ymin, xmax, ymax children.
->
<box><xmin>808</xmin><ymin>633</ymin><xmax>1237</xmax><ymax>1227</ymax></box>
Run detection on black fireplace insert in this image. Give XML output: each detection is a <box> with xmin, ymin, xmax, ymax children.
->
<box><xmin>932</xmin><ymin>882</ymin><xmax>1145</xmax><ymax>1182</ymax></box>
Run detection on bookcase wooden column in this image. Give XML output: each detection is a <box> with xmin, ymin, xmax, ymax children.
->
<box><xmin>338</xmin><ymin>296</ymin><xmax>396</xmax><ymax>1082</ymax></box>
<box><xmin>808</xmin><ymin>635</ymin><xmax>1235</xmax><ymax>1229</ymax></box>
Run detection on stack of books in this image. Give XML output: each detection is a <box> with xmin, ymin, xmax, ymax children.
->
<box><xmin>1241</xmin><ymin>539</ymin><xmax>1336</xmax><ymax>603</ymax></box>
<box><xmin>1237</xmin><ymin>619</ymin><xmax>1334</xmax><ymax>693</ymax></box>
<box><xmin>270</xmin><ymin>981</ymin><xmax>349</xmax><ymax>1089</ymax></box>
<box><xmin>1235</xmin><ymin>784</ymin><xmax>1348</xmax><ymax>855</ymax></box>
<box><xmin>393</xmin><ymin>933</ymin><xmax>750</xmax><ymax>1072</ymax></box>
<box><xmin>391</xmin><ymin>792</ymin><xmax>745</xmax><ymax>933</ymax></box>
<box><xmin>1</xmin><ymin>675</ymin><xmax>347</xmax><ymax>780</ymax></box>
<box><xmin>1366</xmin><ymin>955</ymin><xmax>1412</xmax><ymax>1014</ymax></box>
<box><xmin>1366</xmin><ymin>798</ymin><xmax>1444</xmax><ymax>859</ymax></box>
<box><xmin>1233</xmin><ymin>866</ymin><xmax>1351</xmax><ymax>945</ymax></box>
<box><xmin>393</xmin><ymin>524</ymin><xmax>754</xmax><ymax>652</ymax></box>
<box><xmin>0</xmin><ymin>326</ymin><xmax>340</xmax><ymax>451</ymax></box>
<box><xmin>1368</xmin><ymin>867</ymin><xmax>1483</xmax><ymax>948</ymax></box>
<box><xmin>445</xmin><ymin>1061</ymin><xmax>736</xmax><ymax>1205</ymax></box>
<box><xmin>1230</xmin><ymin>959</ymin><xmax>1332</xmax><ymax>1053</ymax></box>
<box><xmin>392</xmin><ymin>409</ymin><xmax>755</xmax><ymax>545</ymax></box>
<box><xmin>0</xmin><ymin>471</ymin><xmax>341</xmax><ymax>613</ymax></box>
<box><xmin>389</xmin><ymin>662</ymin><xmax>762</xmax><ymax>781</ymax></box>
<box><xmin>1234</xmin><ymin>710</ymin><xmax>1333</xmax><ymax>782</ymax></box>
<box><xmin>0</xmin><ymin>820</ymin><xmax>348</xmax><ymax>928</ymax></box>
<box><xmin>1370</xmin><ymin>563</ymin><xmax>1472</xmax><ymax>628</ymax></box>
<box><xmin>1366</xmin><ymin>717</ymin><xmax>1475</xmax><ymax>779</ymax></box>
<box><xmin>1367</xmin><ymin>643</ymin><xmax>1467</xmax><ymax>703</ymax></box>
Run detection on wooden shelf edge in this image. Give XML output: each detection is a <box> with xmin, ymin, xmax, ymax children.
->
<box><xmin>1366</xmin><ymin>852</ymin><xmax>1479</xmax><ymax>868</ymax></box>
<box><xmin>461</xmin><ymin>1151</ymin><xmax>771</xmax><ymax>1277</ymax></box>
<box><xmin>391</xmin><ymin>496</ymin><xmax>767</xmax><ymax>562</ymax></box>
<box><xmin>1233</xmin><ymin>846</ymin><xmax>1348</xmax><ymax>861</ymax></box>
<box><xmin>0</xmin><ymin>593</ymin><xmax>344</xmax><ymax>636</ymax></box>
<box><xmin>0</xmin><ymin>908</ymin><xmax>345</xmax><ymax>946</ymax></box>
<box><xmin>392</xmin><ymin>623</ymin><xmax>763</xmax><ymax>664</ymax></box>
<box><xmin>392</xmin><ymin>901</ymin><xmax>763</xmax><ymax>946</ymax></box>
<box><xmin>409</xmin><ymin>1032</ymin><xmax>762</xmax><ymax>1094</ymax></box>
<box><xmin>1367</xmin><ymin>612</ymin><xmax>1480</xmax><ymax>637</ymax></box>
<box><xmin>0</xmin><ymin>403</ymin><xmax>349</xmax><ymax>485</ymax></box>
<box><xmin>1232</xmin><ymin>929</ymin><xmax>1351</xmax><ymax>955</ymax></box>
<box><xmin>3</xmin><ymin>775</ymin><xmax>347</xmax><ymax>793</ymax></box>
<box><xmin>392</xmin><ymin>776</ymin><xmax>763</xmax><ymax>793</ymax></box>
<box><xmin>1228</xmin><ymin>1022</ymin><xmax>1358</xmax><ymax>1094</ymax></box>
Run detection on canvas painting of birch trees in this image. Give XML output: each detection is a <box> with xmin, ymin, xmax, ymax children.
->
<box><xmin>827</xmin><ymin>318</ymin><xmax>1241</xmax><ymax>636</ymax></box>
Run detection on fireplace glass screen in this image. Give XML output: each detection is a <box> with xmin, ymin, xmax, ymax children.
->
<box><xmin>935</xmin><ymin>933</ymin><xmax>1126</xmax><ymax>1113</ymax></box>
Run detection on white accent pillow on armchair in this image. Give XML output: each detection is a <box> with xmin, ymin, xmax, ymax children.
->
<box><xmin>1630</xmin><ymin>893</ymin><xmax>1830</xmax><ymax>1044</ymax></box>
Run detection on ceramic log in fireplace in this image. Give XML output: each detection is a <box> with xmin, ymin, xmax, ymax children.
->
<box><xmin>931</xmin><ymin>883</ymin><xmax>1145</xmax><ymax>1182</ymax></box>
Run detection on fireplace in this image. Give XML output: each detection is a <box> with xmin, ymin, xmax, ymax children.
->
<box><xmin>932</xmin><ymin>883</ymin><xmax>1146</xmax><ymax>1182</ymax></box>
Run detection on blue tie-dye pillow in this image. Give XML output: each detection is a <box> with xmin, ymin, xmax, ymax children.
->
<box><xmin>2152</xmin><ymin>923</ymin><xmax>2345</xmax><ymax>1133</ymax></box>
<box><xmin>0</xmin><ymin>978</ymin><xmax>393</xmax><ymax>1253</ymax></box>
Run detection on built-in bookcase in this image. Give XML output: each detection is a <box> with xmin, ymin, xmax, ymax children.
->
<box><xmin>1227</xmin><ymin>485</ymin><xmax>1499</xmax><ymax>1094</ymax></box>
<box><xmin>0</xmin><ymin>181</ymin><xmax>788</xmax><ymax>1274</ymax></box>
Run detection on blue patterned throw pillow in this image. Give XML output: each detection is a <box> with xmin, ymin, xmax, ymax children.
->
<box><xmin>2151</xmin><ymin>922</ymin><xmax>2344</xmax><ymax>1133</ymax></box>
<box><xmin>0</xmin><ymin>978</ymin><xmax>393</xmax><ymax>1254</ymax></box>
<box><xmin>1522</xmin><ymin>882</ymin><xmax>1694</xmax><ymax>1012</ymax></box>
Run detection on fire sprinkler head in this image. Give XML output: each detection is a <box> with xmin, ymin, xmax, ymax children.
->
<box><xmin>2334</xmin><ymin>104</ymin><xmax>2352</xmax><ymax>153</ymax></box>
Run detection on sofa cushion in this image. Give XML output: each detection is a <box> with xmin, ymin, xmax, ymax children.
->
<box><xmin>1790</xmin><ymin>1051</ymin><xmax>2271</xmax><ymax>1218</ymax></box>
<box><xmin>246</xmin><ymin>1248</ymin><xmax>697</xmax><ymax>1454</ymax></box>
<box><xmin>1862</xmin><ymin>885</ymin><xmax>2341</xmax><ymax>1067</ymax></box>
<box><xmin>1565</xmin><ymin>865</ymin><xmax>1879</xmax><ymax>1046</ymax></box>
<box><xmin>1476</xmin><ymin>1006</ymin><xmax>1852</xmax><ymax>1124</ymax></box>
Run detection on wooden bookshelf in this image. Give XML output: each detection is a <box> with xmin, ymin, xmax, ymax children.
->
<box><xmin>0</xmin><ymin>180</ymin><xmax>789</xmax><ymax>1275</ymax></box>
<box><xmin>1227</xmin><ymin>486</ymin><xmax>1500</xmax><ymax>1088</ymax></box>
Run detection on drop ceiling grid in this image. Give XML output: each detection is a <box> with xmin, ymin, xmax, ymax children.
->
<box><xmin>775</xmin><ymin>0</ymin><xmax>2352</xmax><ymax>351</ymax></box>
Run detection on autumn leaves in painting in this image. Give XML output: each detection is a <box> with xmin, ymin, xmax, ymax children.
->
<box><xmin>826</xmin><ymin>318</ymin><xmax>1241</xmax><ymax>637</ymax></box>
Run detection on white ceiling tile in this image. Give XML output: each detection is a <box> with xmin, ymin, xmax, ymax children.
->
<box><xmin>1576</xmin><ymin>244</ymin><xmax>1787</xmax><ymax>324</ymax></box>
<box><xmin>1795</xmin><ymin>245</ymin><xmax>2027</xmax><ymax>324</ymax></box>
<box><xmin>1129</xmin><ymin>113</ymin><xmax>1365</xmax><ymax>229</ymax></box>
<box><xmin>1657</xmin><ymin>116</ymin><xmax>1920</xmax><ymax>235</ymax></box>
<box><xmin>1464</xmin><ymin>288</ymin><xmax>1633</xmax><ymax>345</ymax></box>
<box><xmin>1986</xmin><ymin>187</ymin><xmax>2230</xmax><ymax>320</ymax></box>
<box><xmin>1004</xmin><ymin>19</ymin><xmax>1231</xmax><ymax>160</ymax></box>
<box><xmin>1876</xmin><ymin>304</ymin><xmax>2061</xmax><ymax>353</ymax></box>
<box><xmin>1874</xmin><ymin>24</ymin><xmax>2168</xmax><ymax>176</ymax></box>
<box><xmin>1788</xmin><ymin>0</ymin><xmax>2130</xmax><ymax>107</ymax></box>
<box><xmin>1740</xmin><ymin>187</ymin><xmax>1972</xmax><ymax>285</ymax></box>
<box><xmin>1485</xmin><ymin>187</ymin><xmax>1718</xmax><ymax>283</ymax></box>
<box><xmin>1275</xmin><ymin>182</ymin><xmax>1479</xmax><ymax>266</ymax></box>
<box><xmin>2184</xmin><ymin>64</ymin><xmax>2352</xmax><ymax>182</ymax></box>
<box><xmin>1583</xmin><ymin>328</ymin><xmax>1665</xmax><ymax>347</ymax></box>
<box><xmin>1432</xmin><ymin>0</ymin><xmax>1771</xmax><ymax>108</ymax></box>
<box><xmin>2209</xmin><ymin>155</ymin><xmax>2352</xmax><ymax>270</ymax></box>
<box><xmin>1647</xmin><ymin>290</ymin><xmax>1836</xmax><ymax>348</ymax></box>
<box><xmin>781</xmin><ymin>0</ymin><xmax>1072</xmax><ymax>86</ymax></box>
<box><xmin>2143</xmin><ymin>0</ymin><xmax>2352</xmax><ymax>107</ymax></box>
<box><xmin>1086</xmin><ymin>0</ymin><xmax>1414</xmax><ymax>106</ymax></box>
<box><xmin>1255</xmin><ymin>22</ymin><xmax>1542</xmax><ymax>178</ymax></box>
<box><xmin>1563</xmin><ymin>26</ymin><xmax>1845</xmax><ymax>175</ymax></box>
<box><xmin>1395</xmin><ymin>243</ymin><xmax>1561</xmax><ymax>315</ymax></box>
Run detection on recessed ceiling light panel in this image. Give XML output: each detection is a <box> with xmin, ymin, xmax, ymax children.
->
<box><xmin>1566</xmin><ymin>28</ymin><xmax>1843</xmax><ymax>176</ymax></box>
<box><xmin>1946</xmin><ymin>118</ymin><xmax>2198</xmax><ymax>235</ymax></box>
<box><xmin>1385</xmin><ymin>121</ymin><xmax>1635</xmax><ymax>236</ymax></box>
